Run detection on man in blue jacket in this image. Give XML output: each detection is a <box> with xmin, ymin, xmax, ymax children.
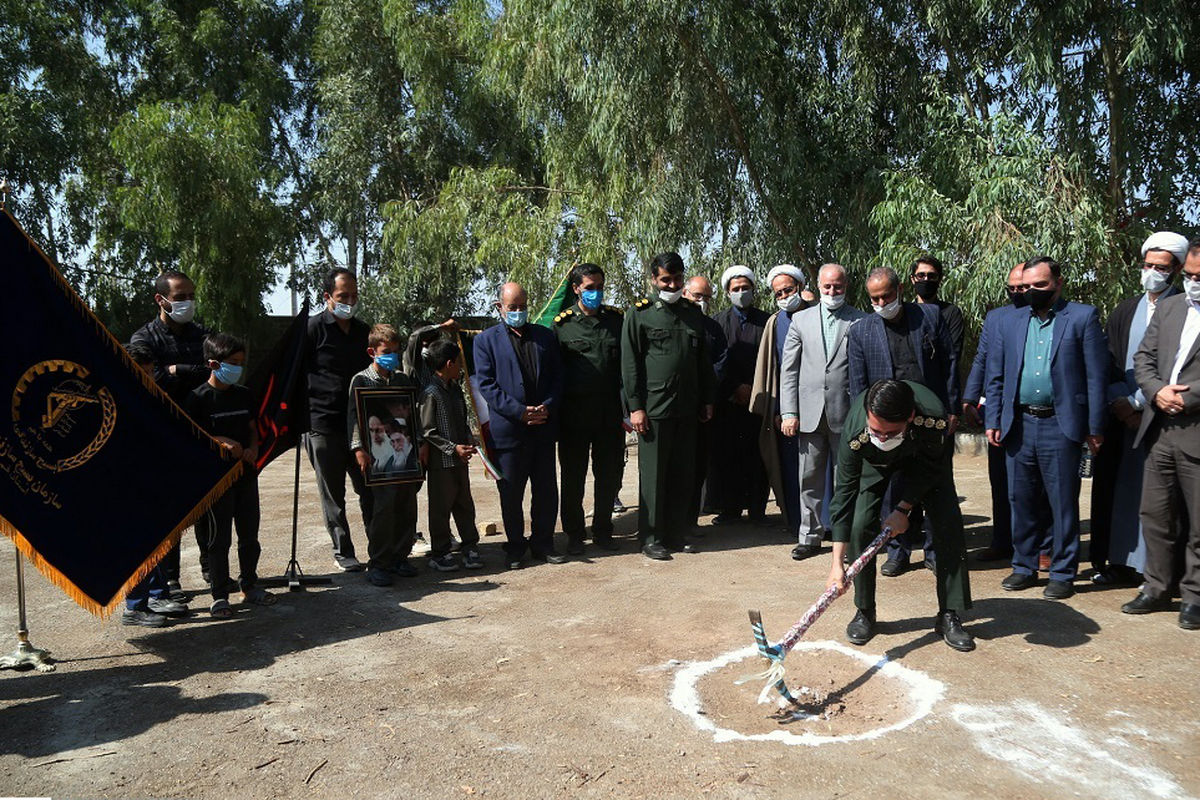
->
<box><xmin>985</xmin><ymin>256</ymin><xmax>1107</xmax><ymax>599</ymax></box>
<box><xmin>473</xmin><ymin>282</ymin><xmax>566</xmax><ymax>568</ymax></box>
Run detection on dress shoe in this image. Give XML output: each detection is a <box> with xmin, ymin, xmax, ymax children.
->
<box><xmin>935</xmin><ymin>611</ymin><xmax>975</xmax><ymax>652</ymax></box>
<box><xmin>1043</xmin><ymin>579</ymin><xmax>1075</xmax><ymax>600</ymax></box>
<box><xmin>711</xmin><ymin>513</ymin><xmax>740</xmax><ymax>526</ymax></box>
<box><xmin>121</xmin><ymin>608</ymin><xmax>168</xmax><ymax>628</ymax></box>
<box><xmin>791</xmin><ymin>544</ymin><xmax>819</xmax><ymax>561</ymax></box>
<box><xmin>975</xmin><ymin>546</ymin><xmax>1012</xmax><ymax>562</ymax></box>
<box><xmin>846</xmin><ymin>609</ymin><xmax>876</xmax><ymax>645</ymax></box>
<box><xmin>593</xmin><ymin>537</ymin><xmax>621</xmax><ymax>552</ymax></box>
<box><xmin>1091</xmin><ymin>565</ymin><xmax>1141</xmax><ymax>587</ymax></box>
<box><xmin>1180</xmin><ymin>603</ymin><xmax>1200</xmax><ymax>630</ymax></box>
<box><xmin>680</xmin><ymin>542</ymin><xmax>699</xmax><ymax>554</ymax></box>
<box><xmin>506</xmin><ymin>559</ymin><xmax>523</xmax><ymax>570</ymax></box>
<box><xmin>534</xmin><ymin>551</ymin><xmax>568</xmax><ymax>564</ymax></box>
<box><xmin>1121</xmin><ymin>592</ymin><xmax>1171</xmax><ymax>615</ymax></box>
<box><xmin>880</xmin><ymin>558</ymin><xmax>908</xmax><ymax>577</ymax></box>
<box><xmin>1001</xmin><ymin>571</ymin><xmax>1037</xmax><ymax>591</ymax></box>
<box><xmin>1038</xmin><ymin>553</ymin><xmax>1051</xmax><ymax>572</ymax></box>
<box><xmin>566</xmin><ymin>539</ymin><xmax>585</xmax><ymax>556</ymax></box>
<box><xmin>642</xmin><ymin>543</ymin><xmax>672</xmax><ymax>561</ymax></box>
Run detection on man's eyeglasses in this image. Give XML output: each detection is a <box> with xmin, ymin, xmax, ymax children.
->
<box><xmin>1142</xmin><ymin>262</ymin><xmax>1176</xmax><ymax>275</ymax></box>
<box><xmin>912</xmin><ymin>273</ymin><xmax>940</xmax><ymax>282</ymax></box>
<box><xmin>773</xmin><ymin>285</ymin><xmax>798</xmax><ymax>299</ymax></box>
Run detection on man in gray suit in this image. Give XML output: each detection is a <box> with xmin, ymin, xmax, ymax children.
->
<box><xmin>780</xmin><ymin>263</ymin><xmax>867</xmax><ymax>559</ymax></box>
<box><xmin>1126</xmin><ymin>238</ymin><xmax>1200</xmax><ymax>630</ymax></box>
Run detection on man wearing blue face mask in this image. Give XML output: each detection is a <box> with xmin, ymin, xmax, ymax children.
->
<box><xmin>554</xmin><ymin>263</ymin><xmax>626</xmax><ymax>554</ymax></box>
<box><xmin>474</xmin><ymin>281</ymin><xmax>566</xmax><ymax>568</ymax></box>
<box><xmin>304</xmin><ymin>267</ymin><xmax>373</xmax><ymax>572</ymax></box>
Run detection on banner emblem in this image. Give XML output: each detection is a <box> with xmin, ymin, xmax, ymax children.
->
<box><xmin>11</xmin><ymin>359</ymin><xmax>117</xmax><ymax>473</ymax></box>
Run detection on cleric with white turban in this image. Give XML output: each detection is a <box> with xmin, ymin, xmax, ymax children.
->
<box><xmin>1087</xmin><ymin>230</ymin><xmax>1188</xmax><ymax>588</ymax></box>
<box><xmin>720</xmin><ymin>264</ymin><xmax>755</xmax><ymax>291</ymax></box>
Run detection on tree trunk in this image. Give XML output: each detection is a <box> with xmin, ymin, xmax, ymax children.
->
<box><xmin>1100</xmin><ymin>34</ymin><xmax>1128</xmax><ymax>218</ymax></box>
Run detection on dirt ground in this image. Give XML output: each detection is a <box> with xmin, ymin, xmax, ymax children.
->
<box><xmin>1</xmin><ymin>441</ymin><xmax>1198</xmax><ymax>799</ymax></box>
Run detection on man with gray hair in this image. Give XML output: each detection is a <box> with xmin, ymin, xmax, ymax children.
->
<box><xmin>780</xmin><ymin>263</ymin><xmax>867</xmax><ymax>558</ymax></box>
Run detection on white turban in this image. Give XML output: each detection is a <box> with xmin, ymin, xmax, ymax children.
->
<box><xmin>1141</xmin><ymin>232</ymin><xmax>1189</xmax><ymax>265</ymax></box>
<box><xmin>766</xmin><ymin>263</ymin><xmax>805</xmax><ymax>287</ymax></box>
<box><xmin>720</xmin><ymin>265</ymin><xmax>755</xmax><ymax>290</ymax></box>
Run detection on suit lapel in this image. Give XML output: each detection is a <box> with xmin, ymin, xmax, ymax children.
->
<box><xmin>1050</xmin><ymin>303</ymin><xmax>1069</xmax><ymax>362</ymax></box>
<box><xmin>826</xmin><ymin>313</ymin><xmax>849</xmax><ymax>365</ymax></box>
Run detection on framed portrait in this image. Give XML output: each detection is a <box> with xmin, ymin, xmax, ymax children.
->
<box><xmin>353</xmin><ymin>386</ymin><xmax>424</xmax><ymax>485</ymax></box>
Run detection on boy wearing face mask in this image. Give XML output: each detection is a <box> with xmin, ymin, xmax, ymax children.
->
<box><xmin>826</xmin><ymin>379</ymin><xmax>973</xmax><ymax>652</ymax></box>
<box><xmin>349</xmin><ymin>324</ymin><xmax>425</xmax><ymax>586</ymax></box>
<box><xmin>185</xmin><ymin>333</ymin><xmax>276</xmax><ymax>618</ymax></box>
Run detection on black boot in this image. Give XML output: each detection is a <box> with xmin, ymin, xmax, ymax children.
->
<box><xmin>846</xmin><ymin>608</ymin><xmax>876</xmax><ymax>645</ymax></box>
<box><xmin>935</xmin><ymin>610</ymin><xmax>975</xmax><ymax>652</ymax></box>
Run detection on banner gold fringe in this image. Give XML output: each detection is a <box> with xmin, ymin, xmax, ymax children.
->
<box><xmin>0</xmin><ymin>207</ymin><xmax>247</xmax><ymax>617</ymax></box>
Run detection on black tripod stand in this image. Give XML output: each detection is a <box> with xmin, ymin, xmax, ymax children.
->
<box><xmin>260</xmin><ymin>442</ymin><xmax>332</xmax><ymax>591</ymax></box>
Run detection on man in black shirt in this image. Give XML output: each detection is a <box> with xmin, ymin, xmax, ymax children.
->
<box><xmin>305</xmin><ymin>268</ymin><xmax>372</xmax><ymax>571</ymax></box>
<box><xmin>130</xmin><ymin>269</ymin><xmax>212</xmax><ymax>591</ymax></box>
<box><xmin>910</xmin><ymin>255</ymin><xmax>965</xmax><ymax>368</ymax></box>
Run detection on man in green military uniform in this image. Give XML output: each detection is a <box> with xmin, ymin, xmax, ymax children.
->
<box><xmin>622</xmin><ymin>252</ymin><xmax>716</xmax><ymax>560</ymax></box>
<box><xmin>826</xmin><ymin>379</ymin><xmax>974</xmax><ymax>651</ymax></box>
<box><xmin>555</xmin><ymin>262</ymin><xmax>626</xmax><ymax>555</ymax></box>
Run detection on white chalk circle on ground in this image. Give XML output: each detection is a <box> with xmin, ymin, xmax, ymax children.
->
<box><xmin>669</xmin><ymin>640</ymin><xmax>945</xmax><ymax>746</ymax></box>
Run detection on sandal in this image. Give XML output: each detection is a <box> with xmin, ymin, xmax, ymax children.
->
<box><xmin>241</xmin><ymin>587</ymin><xmax>277</xmax><ymax>606</ymax></box>
<box><xmin>210</xmin><ymin>599</ymin><xmax>233</xmax><ymax>619</ymax></box>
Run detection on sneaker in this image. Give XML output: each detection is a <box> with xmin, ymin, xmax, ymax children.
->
<box><xmin>391</xmin><ymin>558</ymin><xmax>418</xmax><ymax>578</ymax></box>
<box><xmin>366</xmin><ymin>568</ymin><xmax>394</xmax><ymax>587</ymax></box>
<box><xmin>613</xmin><ymin>496</ymin><xmax>628</xmax><ymax>513</ymax></box>
<box><xmin>335</xmin><ymin>554</ymin><xmax>364</xmax><ymax>572</ymax></box>
<box><xmin>463</xmin><ymin>549</ymin><xmax>484</xmax><ymax>569</ymax></box>
<box><xmin>121</xmin><ymin>608</ymin><xmax>168</xmax><ymax>628</ymax></box>
<box><xmin>428</xmin><ymin>553</ymin><xmax>461</xmax><ymax>572</ymax></box>
<box><xmin>148</xmin><ymin>597</ymin><xmax>191</xmax><ymax>617</ymax></box>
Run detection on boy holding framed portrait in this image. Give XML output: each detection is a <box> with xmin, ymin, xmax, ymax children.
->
<box><xmin>348</xmin><ymin>324</ymin><xmax>425</xmax><ymax>586</ymax></box>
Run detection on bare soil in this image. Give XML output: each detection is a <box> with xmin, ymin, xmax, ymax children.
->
<box><xmin>1</xmin><ymin>443</ymin><xmax>1198</xmax><ymax>799</ymax></box>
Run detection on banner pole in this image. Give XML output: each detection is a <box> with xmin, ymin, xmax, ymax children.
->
<box><xmin>260</xmin><ymin>440</ymin><xmax>331</xmax><ymax>591</ymax></box>
<box><xmin>0</xmin><ymin>548</ymin><xmax>55</xmax><ymax>672</ymax></box>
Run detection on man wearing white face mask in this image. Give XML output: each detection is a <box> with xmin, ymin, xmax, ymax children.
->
<box><xmin>1089</xmin><ymin>232</ymin><xmax>1186</xmax><ymax>588</ymax></box>
<box><xmin>304</xmin><ymin>267</ymin><xmax>373</xmax><ymax>572</ymax></box>
<box><xmin>750</xmin><ymin>264</ymin><xmax>815</xmax><ymax>537</ymax></box>
<box><xmin>826</xmin><ymin>379</ymin><xmax>973</xmax><ymax>651</ymax></box>
<box><xmin>131</xmin><ymin>269</ymin><xmax>213</xmax><ymax>594</ymax></box>
<box><xmin>706</xmin><ymin>266</ymin><xmax>770</xmax><ymax>525</ymax></box>
<box><xmin>780</xmin><ymin>263</ymin><xmax>867</xmax><ymax>559</ymax></box>
<box><xmin>847</xmin><ymin>266</ymin><xmax>960</xmax><ymax>577</ymax></box>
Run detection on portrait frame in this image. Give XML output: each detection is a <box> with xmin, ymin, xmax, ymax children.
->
<box><xmin>353</xmin><ymin>385</ymin><xmax>424</xmax><ymax>486</ymax></box>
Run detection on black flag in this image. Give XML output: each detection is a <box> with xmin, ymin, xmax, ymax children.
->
<box><xmin>248</xmin><ymin>298</ymin><xmax>311</xmax><ymax>472</ymax></box>
<box><xmin>0</xmin><ymin>210</ymin><xmax>242</xmax><ymax>615</ymax></box>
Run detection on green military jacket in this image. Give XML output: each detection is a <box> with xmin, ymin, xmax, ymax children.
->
<box><xmin>829</xmin><ymin>380</ymin><xmax>951</xmax><ymax>543</ymax></box>
<box><xmin>620</xmin><ymin>293</ymin><xmax>716</xmax><ymax>420</ymax></box>
<box><xmin>554</xmin><ymin>303</ymin><xmax>625</xmax><ymax>418</ymax></box>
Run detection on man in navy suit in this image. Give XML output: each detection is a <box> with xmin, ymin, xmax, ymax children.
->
<box><xmin>473</xmin><ymin>282</ymin><xmax>566</xmax><ymax>568</ymax></box>
<box><xmin>848</xmin><ymin>266</ymin><xmax>960</xmax><ymax>576</ymax></box>
<box><xmin>985</xmin><ymin>256</ymin><xmax>1107</xmax><ymax>599</ymax></box>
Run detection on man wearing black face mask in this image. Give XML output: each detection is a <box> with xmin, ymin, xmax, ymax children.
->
<box><xmin>911</xmin><ymin>256</ymin><xmax>965</xmax><ymax>368</ymax></box>
<box><xmin>984</xmin><ymin>256</ymin><xmax>1108</xmax><ymax>600</ymax></box>
<box><xmin>963</xmin><ymin>264</ymin><xmax>1053</xmax><ymax>563</ymax></box>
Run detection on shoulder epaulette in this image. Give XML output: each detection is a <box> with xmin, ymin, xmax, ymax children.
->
<box><xmin>554</xmin><ymin>308</ymin><xmax>575</xmax><ymax>325</ymax></box>
<box><xmin>912</xmin><ymin>414</ymin><xmax>947</xmax><ymax>431</ymax></box>
<box><xmin>604</xmin><ymin>304</ymin><xmax>624</xmax><ymax>315</ymax></box>
<box><xmin>634</xmin><ymin>298</ymin><xmax>651</xmax><ymax>309</ymax></box>
<box><xmin>848</xmin><ymin>429</ymin><xmax>870</xmax><ymax>450</ymax></box>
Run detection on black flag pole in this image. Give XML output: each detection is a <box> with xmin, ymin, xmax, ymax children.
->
<box><xmin>249</xmin><ymin>298</ymin><xmax>329</xmax><ymax>590</ymax></box>
<box><xmin>260</xmin><ymin>440</ymin><xmax>329</xmax><ymax>590</ymax></box>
